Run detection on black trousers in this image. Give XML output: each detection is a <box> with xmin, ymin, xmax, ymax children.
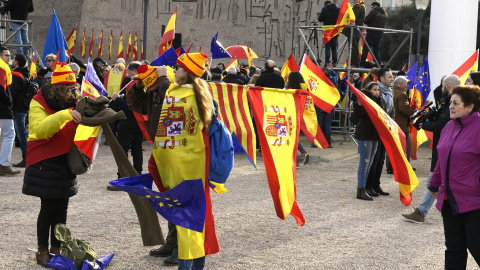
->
<box><xmin>366</xmin><ymin>141</ymin><xmax>385</xmax><ymax>189</ymax></box>
<box><xmin>165</xmin><ymin>221</ymin><xmax>178</xmax><ymax>254</ymax></box>
<box><xmin>442</xmin><ymin>200</ymin><xmax>480</xmax><ymax>269</ymax></box>
<box><xmin>37</xmin><ymin>198</ymin><xmax>69</xmax><ymax>248</ymax></box>
<box><xmin>118</xmin><ymin>130</ymin><xmax>143</xmax><ymax>174</ymax></box>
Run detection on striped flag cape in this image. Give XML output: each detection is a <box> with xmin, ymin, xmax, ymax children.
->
<box><xmin>322</xmin><ymin>0</ymin><xmax>356</xmax><ymax>44</ymax></box>
<box><xmin>452</xmin><ymin>49</ymin><xmax>478</xmax><ymax>85</ymax></box>
<box><xmin>347</xmin><ymin>80</ymin><xmax>418</xmax><ymax>205</ymax></box>
<box><xmin>208</xmin><ymin>82</ymin><xmax>256</xmax><ymax>167</ymax></box>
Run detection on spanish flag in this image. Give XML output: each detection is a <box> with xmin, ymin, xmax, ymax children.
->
<box><xmin>104</xmin><ymin>62</ymin><xmax>127</xmax><ymax>97</ymax></box>
<box><xmin>300</xmin><ymin>54</ymin><xmax>340</xmax><ymax>113</ymax></box>
<box><xmin>81</xmin><ymin>77</ymin><xmax>101</xmax><ymax>99</ymax></box>
<box><xmin>0</xmin><ymin>55</ymin><xmax>12</xmax><ymax>90</ymax></box>
<box><xmin>81</xmin><ymin>27</ymin><xmax>86</xmax><ymax>58</ymax></box>
<box><xmin>97</xmin><ymin>29</ymin><xmax>103</xmax><ymax>57</ymax></box>
<box><xmin>280</xmin><ymin>51</ymin><xmax>300</xmax><ymax>82</ymax></box>
<box><xmin>224</xmin><ymin>58</ymin><xmax>238</xmax><ymax>70</ymax></box>
<box><xmin>88</xmin><ymin>29</ymin><xmax>94</xmax><ymax>58</ymax></box>
<box><xmin>132</xmin><ymin>31</ymin><xmax>138</xmax><ymax>61</ymax></box>
<box><xmin>126</xmin><ymin>32</ymin><xmax>132</xmax><ymax>61</ymax></box>
<box><xmin>300</xmin><ymin>89</ymin><xmax>329</xmax><ymax>148</ymax></box>
<box><xmin>322</xmin><ymin>0</ymin><xmax>356</xmax><ymax>44</ymax></box>
<box><xmin>208</xmin><ymin>82</ymin><xmax>256</xmax><ymax>166</ymax></box>
<box><xmin>248</xmin><ymin>86</ymin><xmax>306</xmax><ymax>226</ymax></box>
<box><xmin>247</xmin><ymin>44</ymin><xmax>254</xmax><ymax>67</ymax></box>
<box><xmin>158</xmin><ymin>7</ymin><xmax>177</xmax><ymax>56</ymax></box>
<box><xmin>108</xmin><ymin>29</ymin><xmax>113</xmax><ymax>60</ymax></box>
<box><xmin>347</xmin><ymin>80</ymin><xmax>419</xmax><ymax>205</ymax></box>
<box><xmin>66</xmin><ymin>27</ymin><xmax>76</xmax><ymax>54</ymax></box>
<box><xmin>117</xmin><ymin>30</ymin><xmax>124</xmax><ymax>59</ymax></box>
<box><xmin>452</xmin><ymin>49</ymin><xmax>478</xmax><ymax>85</ymax></box>
<box><xmin>30</xmin><ymin>55</ymin><xmax>37</xmax><ymax>79</ymax></box>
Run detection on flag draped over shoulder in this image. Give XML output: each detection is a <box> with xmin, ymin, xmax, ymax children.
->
<box><xmin>415</xmin><ymin>56</ymin><xmax>430</xmax><ymax>105</ymax></box>
<box><xmin>88</xmin><ymin>29</ymin><xmax>94</xmax><ymax>58</ymax></box>
<box><xmin>117</xmin><ymin>30</ymin><xmax>123</xmax><ymax>59</ymax></box>
<box><xmin>108</xmin><ymin>29</ymin><xmax>113</xmax><ymax>60</ymax></box>
<box><xmin>104</xmin><ymin>62</ymin><xmax>127</xmax><ymax>97</ymax></box>
<box><xmin>280</xmin><ymin>51</ymin><xmax>299</xmax><ymax>82</ymax></box>
<box><xmin>98</xmin><ymin>29</ymin><xmax>103</xmax><ymax>57</ymax></box>
<box><xmin>208</xmin><ymin>82</ymin><xmax>256</xmax><ymax>167</ymax></box>
<box><xmin>300</xmin><ymin>54</ymin><xmax>340</xmax><ymax>113</ymax></box>
<box><xmin>81</xmin><ymin>27</ymin><xmax>86</xmax><ymax>58</ymax></box>
<box><xmin>42</xmin><ymin>11</ymin><xmax>69</xmax><ymax>66</ymax></box>
<box><xmin>85</xmin><ymin>58</ymin><xmax>108</xmax><ymax>96</ymax></box>
<box><xmin>210</xmin><ymin>33</ymin><xmax>232</xmax><ymax>59</ymax></box>
<box><xmin>346</xmin><ymin>80</ymin><xmax>418</xmax><ymax>205</ymax></box>
<box><xmin>158</xmin><ymin>7</ymin><xmax>177</xmax><ymax>56</ymax></box>
<box><xmin>248</xmin><ymin>86</ymin><xmax>306</xmax><ymax>226</ymax></box>
<box><xmin>66</xmin><ymin>27</ymin><xmax>76</xmax><ymax>54</ymax></box>
<box><xmin>453</xmin><ymin>49</ymin><xmax>479</xmax><ymax>85</ymax></box>
<box><xmin>322</xmin><ymin>0</ymin><xmax>356</xmax><ymax>44</ymax></box>
<box><xmin>110</xmin><ymin>174</ymin><xmax>207</xmax><ymax>232</ymax></box>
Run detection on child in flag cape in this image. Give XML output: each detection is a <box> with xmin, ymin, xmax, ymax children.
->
<box><xmin>128</xmin><ymin>52</ymin><xmax>220</xmax><ymax>269</ymax></box>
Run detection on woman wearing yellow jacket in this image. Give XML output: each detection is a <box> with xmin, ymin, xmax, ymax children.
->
<box><xmin>22</xmin><ymin>63</ymin><xmax>83</xmax><ymax>267</ymax></box>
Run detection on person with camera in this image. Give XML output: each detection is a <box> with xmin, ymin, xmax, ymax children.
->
<box><xmin>402</xmin><ymin>74</ymin><xmax>460</xmax><ymax>223</ymax></box>
<box><xmin>0</xmin><ymin>0</ymin><xmax>34</xmax><ymax>56</ymax></box>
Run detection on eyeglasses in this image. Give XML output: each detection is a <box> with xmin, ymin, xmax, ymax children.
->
<box><xmin>46</xmin><ymin>59</ymin><xmax>54</xmax><ymax>62</ymax></box>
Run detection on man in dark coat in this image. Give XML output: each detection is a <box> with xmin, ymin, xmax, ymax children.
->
<box><xmin>255</xmin><ymin>60</ymin><xmax>284</xmax><ymax>89</ymax></box>
<box><xmin>360</xmin><ymin>1</ymin><xmax>387</xmax><ymax>67</ymax></box>
<box><xmin>342</xmin><ymin>0</ymin><xmax>366</xmax><ymax>67</ymax></box>
<box><xmin>318</xmin><ymin>1</ymin><xmax>340</xmax><ymax>66</ymax></box>
<box><xmin>1</xmin><ymin>0</ymin><xmax>34</xmax><ymax>56</ymax></box>
<box><xmin>222</xmin><ymin>67</ymin><xmax>245</xmax><ymax>85</ymax></box>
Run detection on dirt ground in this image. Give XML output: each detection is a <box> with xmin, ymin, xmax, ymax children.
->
<box><xmin>1</xmin><ymin>133</ymin><xmax>478</xmax><ymax>269</ymax></box>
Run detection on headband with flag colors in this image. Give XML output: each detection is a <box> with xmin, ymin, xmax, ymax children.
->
<box><xmin>117</xmin><ymin>30</ymin><xmax>124</xmax><ymax>59</ymax></box>
<box><xmin>300</xmin><ymin>54</ymin><xmax>340</xmax><ymax>113</ymax></box>
<box><xmin>248</xmin><ymin>87</ymin><xmax>306</xmax><ymax>226</ymax></box>
<box><xmin>126</xmin><ymin>32</ymin><xmax>132</xmax><ymax>61</ymax></box>
<box><xmin>88</xmin><ymin>29</ymin><xmax>94</xmax><ymax>58</ymax></box>
<box><xmin>66</xmin><ymin>27</ymin><xmax>76</xmax><ymax>54</ymax></box>
<box><xmin>98</xmin><ymin>29</ymin><xmax>103</xmax><ymax>57</ymax></box>
<box><xmin>42</xmin><ymin>11</ymin><xmax>69</xmax><ymax>66</ymax></box>
<box><xmin>452</xmin><ymin>49</ymin><xmax>479</xmax><ymax>85</ymax></box>
<box><xmin>346</xmin><ymin>80</ymin><xmax>419</xmax><ymax>205</ymax></box>
<box><xmin>85</xmin><ymin>58</ymin><xmax>108</xmax><ymax>96</ymax></box>
<box><xmin>108</xmin><ymin>29</ymin><xmax>113</xmax><ymax>60</ymax></box>
<box><xmin>210</xmin><ymin>33</ymin><xmax>232</xmax><ymax>59</ymax></box>
<box><xmin>158</xmin><ymin>7</ymin><xmax>177</xmax><ymax>56</ymax></box>
<box><xmin>81</xmin><ymin>27</ymin><xmax>86</xmax><ymax>58</ymax></box>
<box><xmin>133</xmin><ymin>32</ymin><xmax>138</xmax><ymax>61</ymax></box>
<box><xmin>280</xmin><ymin>51</ymin><xmax>300</xmax><ymax>82</ymax></box>
<box><xmin>322</xmin><ymin>0</ymin><xmax>356</xmax><ymax>44</ymax></box>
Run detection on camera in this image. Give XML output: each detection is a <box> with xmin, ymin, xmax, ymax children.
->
<box><xmin>412</xmin><ymin>101</ymin><xmax>437</xmax><ymax>130</ymax></box>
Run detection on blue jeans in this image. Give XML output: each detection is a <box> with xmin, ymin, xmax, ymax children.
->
<box><xmin>0</xmin><ymin>119</ymin><xmax>15</xmax><ymax>166</ymax></box>
<box><xmin>418</xmin><ymin>172</ymin><xmax>436</xmax><ymax>218</ymax></box>
<box><xmin>14</xmin><ymin>112</ymin><xmax>28</xmax><ymax>160</ymax></box>
<box><xmin>11</xmin><ymin>23</ymin><xmax>29</xmax><ymax>56</ymax></box>
<box><xmin>315</xmin><ymin>106</ymin><xmax>333</xmax><ymax>146</ymax></box>
<box><xmin>357</xmin><ymin>140</ymin><xmax>378</xmax><ymax>188</ymax></box>
<box><xmin>178</xmin><ymin>257</ymin><xmax>205</xmax><ymax>270</ymax></box>
<box><xmin>324</xmin><ymin>35</ymin><xmax>338</xmax><ymax>66</ymax></box>
<box><xmin>298</xmin><ymin>141</ymin><xmax>304</xmax><ymax>152</ymax></box>
<box><xmin>360</xmin><ymin>34</ymin><xmax>382</xmax><ymax>67</ymax></box>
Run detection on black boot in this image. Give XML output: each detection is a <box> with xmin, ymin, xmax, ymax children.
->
<box><xmin>373</xmin><ymin>186</ymin><xmax>390</xmax><ymax>196</ymax></box>
<box><xmin>149</xmin><ymin>245</ymin><xmax>173</xmax><ymax>257</ymax></box>
<box><xmin>357</xmin><ymin>188</ymin><xmax>373</xmax><ymax>201</ymax></box>
<box><xmin>365</xmin><ymin>188</ymin><xmax>379</xmax><ymax>197</ymax></box>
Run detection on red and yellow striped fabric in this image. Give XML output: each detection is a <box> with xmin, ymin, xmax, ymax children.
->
<box><xmin>158</xmin><ymin>7</ymin><xmax>177</xmax><ymax>56</ymax></box>
<box><xmin>452</xmin><ymin>49</ymin><xmax>478</xmax><ymax>85</ymax></box>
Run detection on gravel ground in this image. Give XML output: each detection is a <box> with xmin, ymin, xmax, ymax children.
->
<box><xmin>1</xmin><ymin>134</ymin><xmax>478</xmax><ymax>269</ymax></box>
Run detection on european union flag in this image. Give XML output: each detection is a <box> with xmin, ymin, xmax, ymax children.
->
<box><xmin>85</xmin><ymin>58</ymin><xmax>108</xmax><ymax>97</ymax></box>
<box><xmin>42</xmin><ymin>11</ymin><xmax>68</xmax><ymax>67</ymax></box>
<box><xmin>405</xmin><ymin>62</ymin><xmax>418</xmax><ymax>90</ymax></box>
<box><xmin>110</xmin><ymin>174</ymin><xmax>206</xmax><ymax>232</ymax></box>
<box><xmin>210</xmin><ymin>33</ymin><xmax>232</xmax><ymax>59</ymax></box>
<box><xmin>151</xmin><ymin>46</ymin><xmax>179</xmax><ymax>68</ymax></box>
<box><xmin>415</xmin><ymin>56</ymin><xmax>430</xmax><ymax>105</ymax></box>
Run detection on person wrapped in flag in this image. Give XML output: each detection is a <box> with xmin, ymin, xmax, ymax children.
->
<box><xmin>127</xmin><ymin>52</ymin><xmax>220</xmax><ymax>268</ymax></box>
<box><xmin>22</xmin><ymin>63</ymin><xmax>84</xmax><ymax>267</ymax></box>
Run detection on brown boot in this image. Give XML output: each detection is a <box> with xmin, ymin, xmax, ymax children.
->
<box><xmin>36</xmin><ymin>247</ymin><xmax>51</xmax><ymax>267</ymax></box>
<box><xmin>402</xmin><ymin>208</ymin><xmax>425</xmax><ymax>223</ymax></box>
<box><xmin>357</xmin><ymin>188</ymin><xmax>373</xmax><ymax>201</ymax></box>
<box><xmin>50</xmin><ymin>246</ymin><xmax>60</xmax><ymax>255</ymax></box>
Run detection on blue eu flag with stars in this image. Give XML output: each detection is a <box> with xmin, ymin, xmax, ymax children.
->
<box><xmin>405</xmin><ymin>62</ymin><xmax>418</xmax><ymax>90</ymax></box>
<box><xmin>151</xmin><ymin>46</ymin><xmax>185</xmax><ymax>68</ymax></box>
<box><xmin>211</xmin><ymin>33</ymin><xmax>232</xmax><ymax>59</ymax></box>
<box><xmin>415</xmin><ymin>56</ymin><xmax>430</xmax><ymax>105</ymax></box>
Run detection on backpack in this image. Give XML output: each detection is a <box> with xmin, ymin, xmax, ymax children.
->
<box><xmin>208</xmin><ymin>99</ymin><xmax>234</xmax><ymax>193</ymax></box>
<box><xmin>22</xmin><ymin>78</ymin><xmax>39</xmax><ymax>108</ymax></box>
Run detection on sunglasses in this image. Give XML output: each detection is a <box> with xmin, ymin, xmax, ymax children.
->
<box><xmin>46</xmin><ymin>59</ymin><xmax>54</xmax><ymax>62</ymax></box>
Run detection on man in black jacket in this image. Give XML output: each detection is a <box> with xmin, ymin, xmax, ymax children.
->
<box><xmin>360</xmin><ymin>1</ymin><xmax>387</xmax><ymax>67</ymax></box>
<box><xmin>318</xmin><ymin>1</ymin><xmax>340</xmax><ymax>67</ymax></box>
<box><xmin>255</xmin><ymin>60</ymin><xmax>284</xmax><ymax>89</ymax></box>
<box><xmin>222</xmin><ymin>67</ymin><xmax>244</xmax><ymax>85</ymax></box>
<box><xmin>402</xmin><ymin>75</ymin><xmax>461</xmax><ymax>223</ymax></box>
<box><xmin>10</xmin><ymin>54</ymin><xmax>29</xmax><ymax>167</ymax></box>
<box><xmin>1</xmin><ymin>0</ymin><xmax>34</xmax><ymax>56</ymax></box>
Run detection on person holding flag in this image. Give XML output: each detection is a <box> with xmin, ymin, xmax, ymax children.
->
<box><xmin>318</xmin><ymin>1</ymin><xmax>340</xmax><ymax>67</ymax></box>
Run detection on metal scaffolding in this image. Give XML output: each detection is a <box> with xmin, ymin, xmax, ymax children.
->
<box><xmin>0</xmin><ymin>14</ymin><xmax>36</xmax><ymax>63</ymax></box>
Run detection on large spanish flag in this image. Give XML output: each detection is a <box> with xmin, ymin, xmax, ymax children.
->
<box><xmin>80</xmin><ymin>27</ymin><xmax>86</xmax><ymax>58</ymax></box>
<box><xmin>300</xmin><ymin>54</ymin><xmax>340</xmax><ymax>113</ymax></box>
<box><xmin>347</xmin><ymin>80</ymin><xmax>418</xmax><ymax>205</ymax></box>
<box><xmin>322</xmin><ymin>0</ymin><xmax>356</xmax><ymax>44</ymax></box>
<box><xmin>248</xmin><ymin>86</ymin><xmax>306</xmax><ymax>226</ymax></box>
<box><xmin>126</xmin><ymin>32</ymin><xmax>132</xmax><ymax>61</ymax></box>
<box><xmin>117</xmin><ymin>30</ymin><xmax>124</xmax><ymax>59</ymax></box>
<box><xmin>108</xmin><ymin>29</ymin><xmax>113</xmax><ymax>60</ymax></box>
<box><xmin>97</xmin><ymin>29</ymin><xmax>103</xmax><ymax>57</ymax></box>
<box><xmin>88</xmin><ymin>29</ymin><xmax>94</xmax><ymax>58</ymax></box>
<box><xmin>66</xmin><ymin>27</ymin><xmax>76</xmax><ymax>54</ymax></box>
<box><xmin>452</xmin><ymin>49</ymin><xmax>478</xmax><ymax>85</ymax></box>
<box><xmin>280</xmin><ymin>51</ymin><xmax>300</xmax><ymax>82</ymax></box>
<box><xmin>208</xmin><ymin>82</ymin><xmax>256</xmax><ymax>166</ymax></box>
<box><xmin>158</xmin><ymin>7</ymin><xmax>177</xmax><ymax>56</ymax></box>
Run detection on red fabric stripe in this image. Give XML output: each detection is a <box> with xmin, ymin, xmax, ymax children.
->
<box><xmin>287</xmin><ymin>53</ymin><xmax>300</xmax><ymax>72</ymax></box>
<box><xmin>125</xmin><ymin>81</ymin><xmax>153</xmax><ymax>143</ymax></box>
<box><xmin>453</xmin><ymin>50</ymin><xmax>478</xmax><ymax>77</ymax></box>
<box><xmin>236</xmin><ymin>85</ymin><xmax>255</xmax><ymax>161</ymax></box>
<box><xmin>226</xmin><ymin>83</ymin><xmax>243</xmax><ymax>148</ymax></box>
<box><xmin>52</xmin><ymin>71</ymin><xmax>74</xmax><ymax>76</ymax></box>
<box><xmin>74</xmin><ymin>136</ymin><xmax>97</xmax><ymax>160</ymax></box>
<box><xmin>12</xmin><ymin>71</ymin><xmax>23</xmax><ymax>79</ymax></box>
<box><xmin>336</xmin><ymin>0</ymin><xmax>349</xmax><ymax>24</ymax></box>
<box><xmin>215</xmin><ymin>83</ymin><xmax>231</xmax><ymax>129</ymax></box>
<box><xmin>311</xmin><ymin>95</ymin><xmax>335</xmax><ymax>113</ymax></box>
<box><xmin>0</xmin><ymin>68</ymin><xmax>6</xmax><ymax>90</ymax></box>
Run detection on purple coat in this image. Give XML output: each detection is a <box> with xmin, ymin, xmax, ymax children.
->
<box><xmin>429</xmin><ymin>112</ymin><xmax>480</xmax><ymax>214</ymax></box>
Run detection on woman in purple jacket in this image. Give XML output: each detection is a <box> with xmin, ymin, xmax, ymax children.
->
<box><xmin>429</xmin><ymin>85</ymin><xmax>480</xmax><ymax>269</ymax></box>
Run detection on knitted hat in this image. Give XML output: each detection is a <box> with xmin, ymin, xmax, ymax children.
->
<box><xmin>177</xmin><ymin>52</ymin><xmax>208</xmax><ymax>77</ymax></box>
<box><xmin>135</xmin><ymin>65</ymin><xmax>158</xmax><ymax>88</ymax></box>
<box><xmin>51</xmin><ymin>63</ymin><xmax>76</xmax><ymax>85</ymax></box>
